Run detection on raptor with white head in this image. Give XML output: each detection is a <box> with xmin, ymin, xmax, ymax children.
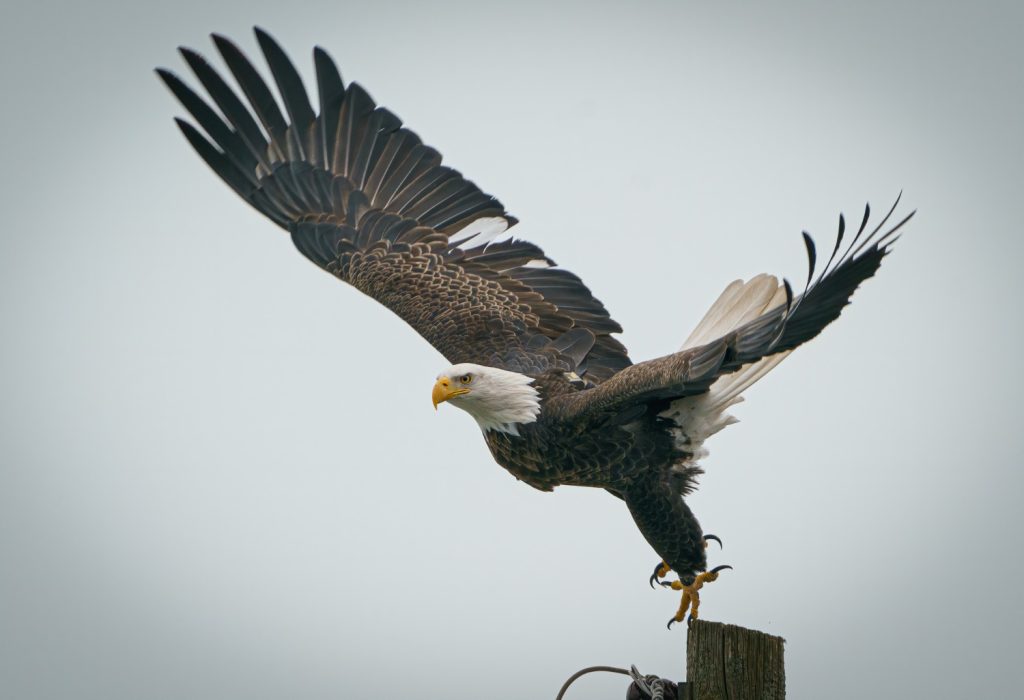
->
<box><xmin>432</xmin><ymin>363</ymin><xmax>542</xmax><ymax>436</ymax></box>
<box><xmin>163</xmin><ymin>28</ymin><xmax>913</xmax><ymax>629</ymax></box>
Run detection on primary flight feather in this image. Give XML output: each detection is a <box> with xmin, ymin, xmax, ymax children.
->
<box><xmin>158</xmin><ymin>28</ymin><xmax>912</xmax><ymax>626</ymax></box>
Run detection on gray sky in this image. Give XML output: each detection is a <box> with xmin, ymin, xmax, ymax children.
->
<box><xmin>2</xmin><ymin>1</ymin><xmax>1022</xmax><ymax>698</ymax></box>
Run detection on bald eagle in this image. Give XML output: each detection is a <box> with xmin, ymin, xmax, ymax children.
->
<box><xmin>158</xmin><ymin>28</ymin><xmax>912</xmax><ymax>627</ymax></box>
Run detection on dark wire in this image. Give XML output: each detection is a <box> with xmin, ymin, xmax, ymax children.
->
<box><xmin>554</xmin><ymin>665</ymin><xmax>631</xmax><ymax>700</ymax></box>
<box><xmin>555</xmin><ymin>664</ymin><xmax>677</xmax><ymax>700</ymax></box>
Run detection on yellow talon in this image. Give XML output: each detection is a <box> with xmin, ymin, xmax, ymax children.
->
<box><xmin>670</xmin><ymin>570</ymin><xmax>715</xmax><ymax>621</ymax></box>
<box><xmin>666</xmin><ymin>565</ymin><xmax>732</xmax><ymax>629</ymax></box>
<box><xmin>657</xmin><ymin>562</ymin><xmax>670</xmax><ymax>578</ymax></box>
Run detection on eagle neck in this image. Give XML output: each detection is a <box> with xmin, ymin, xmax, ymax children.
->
<box><xmin>467</xmin><ymin>371</ymin><xmax>542</xmax><ymax>436</ymax></box>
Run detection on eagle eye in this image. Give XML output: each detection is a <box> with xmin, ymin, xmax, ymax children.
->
<box><xmin>460</xmin><ymin>374</ymin><xmax>473</xmax><ymax>384</ymax></box>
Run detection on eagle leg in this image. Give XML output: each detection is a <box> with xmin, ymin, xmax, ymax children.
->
<box><xmin>624</xmin><ymin>478</ymin><xmax>731</xmax><ymax>626</ymax></box>
<box><xmin>666</xmin><ymin>565</ymin><xmax>733</xmax><ymax>630</ymax></box>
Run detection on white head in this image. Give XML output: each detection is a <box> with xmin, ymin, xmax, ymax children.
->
<box><xmin>431</xmin><ymin>363</ymin><xmax>541</xmax><ymax>435</ymax></box>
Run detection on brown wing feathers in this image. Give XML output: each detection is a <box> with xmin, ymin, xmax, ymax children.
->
<box><xmin>158</xmin><ymin>28</ymin><xmax>630</xmax><ymax>380</ymax></box>
<box><xmin>721</xmin><ymin>196</ymin><xmax>913</xmax><ymax>365</ymax></box>
<box><xmin>773</xmin><ymin>198</ymin><xmax>911</xmax><ymax>353</ymax></box>
<box><xmin>680</xmin><ymin>198</ymin><xmax>913</xmax><ymax>383</ymax></box>
<box><xmin>713</xmin><ymin>201</ymin><xmax>909</xmax><ymax>374</ymax></box>
<box><xmin>551</xmin><ymin>200</ymin><xmax>912</xmax><ymax>423</ymax></box>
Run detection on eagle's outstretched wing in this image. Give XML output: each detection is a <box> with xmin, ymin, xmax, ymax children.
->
<box><xmin>549</xmin><ymin>199</ymin><xmax>914</xmax><ymax>426</ymax></box>
<box><xmin>157</xmin><ymin>28</ymin><xmax>630</xmax><ymax>382</ymax></box>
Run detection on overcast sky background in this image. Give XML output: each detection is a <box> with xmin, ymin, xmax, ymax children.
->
<box><xmin>2</xmin><ymin>1</ymin><xmax>1022</xmax><ymax>698</ymax></box>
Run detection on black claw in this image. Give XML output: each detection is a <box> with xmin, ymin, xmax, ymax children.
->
<box><xmin>709</xmin><ymin>564</ymin><xmax>733</xmax><ymax>574</ymax></box>
<box><xmin>667</xmin><ymin>614</ymin><xmax>691</xmax><ymax>630</ymax></box>
<box><xmin>703</xmin><ymin>534</ymin><xmax>723</xmax><ymax>549</ymax></box>
<box><xmin>658</xmin><ymin>579</ymin><xmax>675</xmax><ymax>588</ymax></box>
<box><xmin>649</xmin><ymin>561</ymin><xmax>665</xmax><ymax>588</ymax></box>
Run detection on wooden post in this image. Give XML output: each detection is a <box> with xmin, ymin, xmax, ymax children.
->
<box><xmin>684</xmin><ymin>620</ymin><xmax>786</xmax><ymax>699</ymax></box>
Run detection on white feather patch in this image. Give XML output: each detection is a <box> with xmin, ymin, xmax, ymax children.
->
<box><xmin>451</xmin><ymin>216</ymin><xmax>510</xmax><ymax>249</ymax></box>
<box><xmin>521</xmin><ymin>258</ymin><xmax>551</xmax><ymax>268</ymax></box>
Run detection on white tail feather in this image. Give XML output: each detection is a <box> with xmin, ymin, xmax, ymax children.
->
<box><xmin>662</xmin><ymin>276</ymin><xmax>791</xmax><ymax>469</ymax></box>
<box><xmin>681</xmin><ymin>273</ymin><xmax>786</xmax><ymax>350</ymax></box>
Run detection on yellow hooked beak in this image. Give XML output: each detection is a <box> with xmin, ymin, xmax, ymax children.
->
<box><xmin>432</xmin><ymin>377</ymin><xmax>470</xmax><ymax>409</ymax></box>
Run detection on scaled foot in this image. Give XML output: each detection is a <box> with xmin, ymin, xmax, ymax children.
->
<box><xmin>665</xmin><ymin>565</ymin><xmax>732</xmax><ymax>629</ymax></box>
<box><xmin>646</xmin><ymin>534</ymin><xmax>729</xmax><ymax>629</ymax></box>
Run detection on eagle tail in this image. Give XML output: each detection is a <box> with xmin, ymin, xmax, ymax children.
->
<box><xmin>678</xmin><ymin>274</ymin><xmax>793</xmax><ymax>435</ymax></box>
<box><xmin>681</xmin><ymin>273</ymin><xmax>788</xmax><ymax>351</ymax></box>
